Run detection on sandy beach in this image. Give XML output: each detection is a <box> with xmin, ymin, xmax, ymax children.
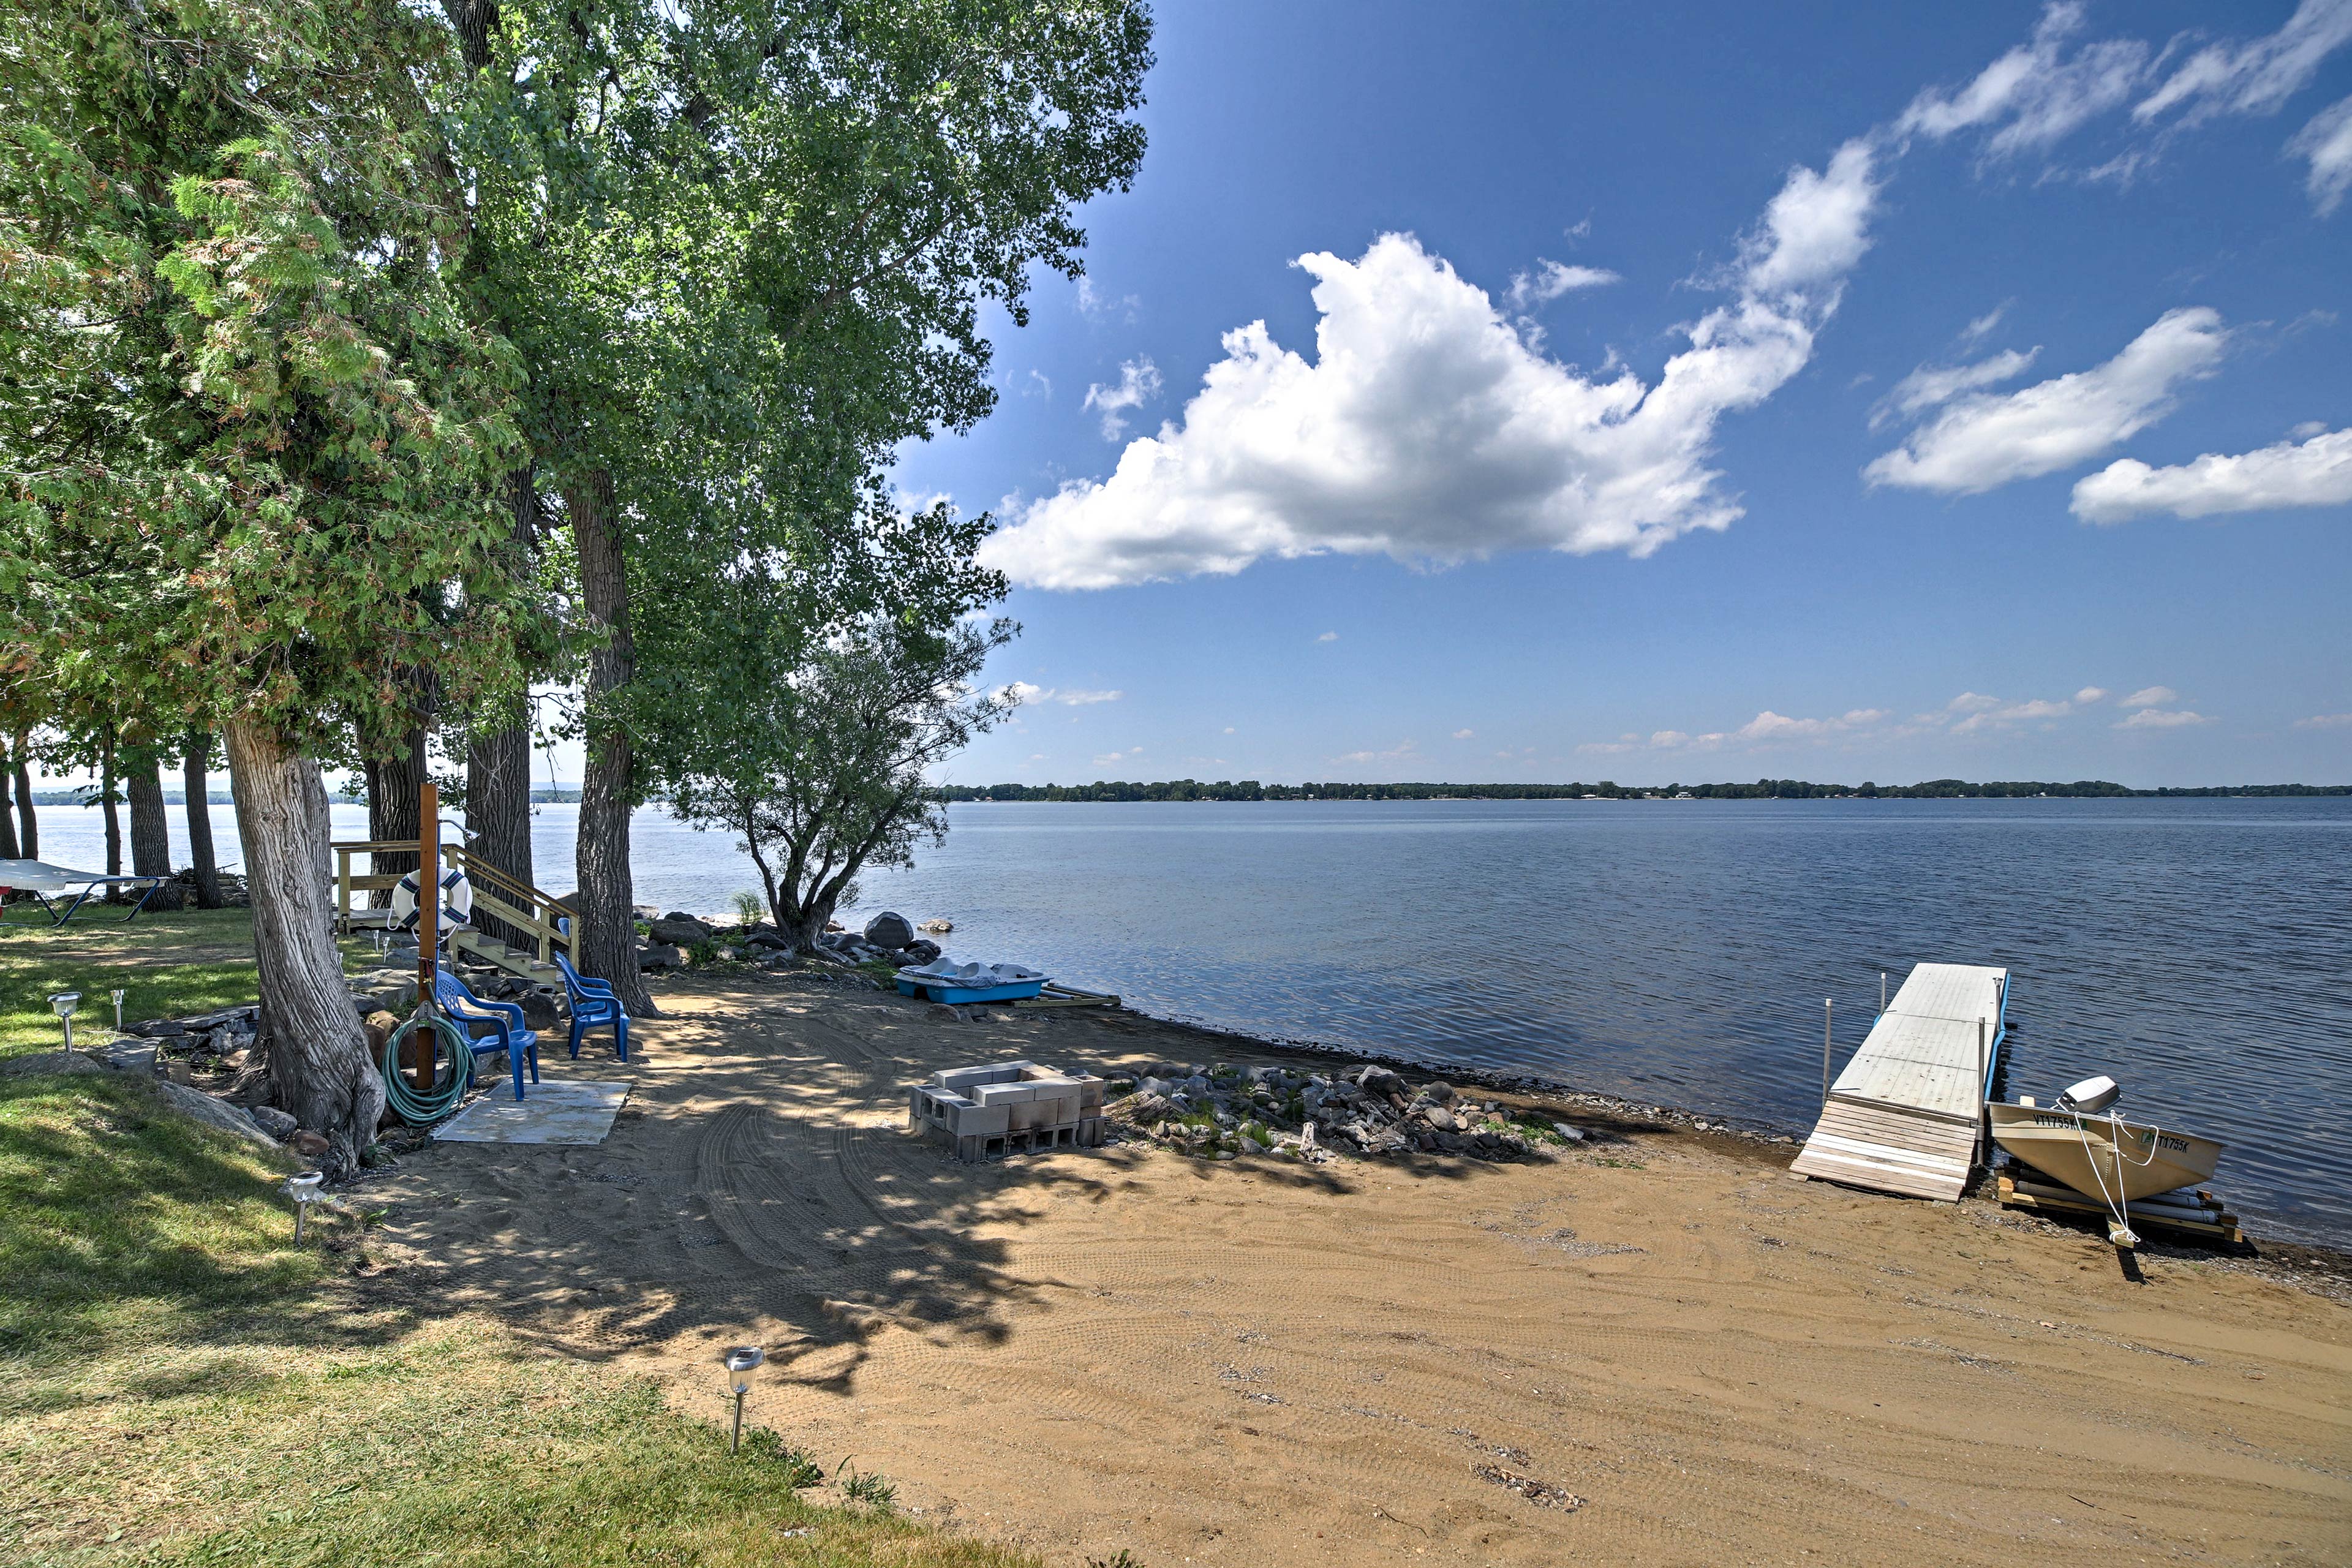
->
<box><xmin>360</xmin><ymin>971</ymin><xmax>2351</xmax><ymax>1567</ymax></box>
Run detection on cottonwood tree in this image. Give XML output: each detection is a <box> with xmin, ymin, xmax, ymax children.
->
<box><xmin>442</xmin><ymin>0</ymin><xmax>1151</xmax><ymax>1009</ymax></box>
<box><xmin>0</xmin><ymin>0</ymin><xmax>535</xmax><ymax>1166</ymax></box>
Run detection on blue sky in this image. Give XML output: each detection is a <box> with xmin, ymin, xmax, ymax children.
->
<box><xmin>899</xmin><ymin>0</ymin><xmax>2352</xmax><ymax>788</ymax></box>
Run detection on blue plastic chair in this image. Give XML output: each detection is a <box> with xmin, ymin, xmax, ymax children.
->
<box><xmin>552</xmin><ymin>918</ymin><xmax>630</xmax><ymax>1063</ymax></box>
<box><xmin>434</xmin><ymin>968</ymin><xmax>541</xmax><ymax>1101</ymax></box>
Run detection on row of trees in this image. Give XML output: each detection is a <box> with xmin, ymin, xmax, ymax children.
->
<box><xmin>1</xmin><ymin>0</ymin><xmax>1152</xmax><ymax>1166</ymax></box>
<box><xmin>931</xmin><ymin>777</ymin><xmax>2348</xmax><ymax>802</ymax></box>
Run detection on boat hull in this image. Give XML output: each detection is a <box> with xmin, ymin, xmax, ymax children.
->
<box><xmin>1987</xmin><ymin>1102</ymin><xmax>2222</xmax><ymax>1203</ymax></box>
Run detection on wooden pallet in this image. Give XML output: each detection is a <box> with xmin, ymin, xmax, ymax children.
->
<box><xmin>1996</xmin><ymin>1174</ymin><xmax>2242</xmax><ymax>1243</ymax></box>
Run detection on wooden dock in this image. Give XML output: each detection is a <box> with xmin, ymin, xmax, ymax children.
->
<box><xmin>1790</xmin><ymin>962</ymin><xmax>2008</xmax><ymax>1202</ymax></box>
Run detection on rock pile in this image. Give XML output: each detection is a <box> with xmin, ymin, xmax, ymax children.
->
<box><xmin>1107</xmin><ymin>1060</ymin><xmax>1579</xmax><ymax>1164</ymax></box>
<box><xmin>807</xmin><ymin>911</ymin><xmax>942</xmax><ymax>968</ymax></box>
<box><xmin>628</xmin><ymin>908</ymin><xmax>948</xmax><ymax>972</ymax></box>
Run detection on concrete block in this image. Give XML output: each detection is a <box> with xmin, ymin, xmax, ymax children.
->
<box><xmin>976</xmin><ymin>1082</ymin><xmax>1038</xmax><ymax>1107</ymax></box>
<box><xmin>1008</xmin><ymin>1098</ymin><xmax>1049</xmax><ymax>1132</ymax></box>
<box><xmin>956</xmin><ymin>1103</ymin><xmax>1010</xmax><ymax>1138</ymax></box>
<box><xmin>1073</xmin><ymin>1074</ymin><xmax>1105</xmax><ymax>1110</ymax></box>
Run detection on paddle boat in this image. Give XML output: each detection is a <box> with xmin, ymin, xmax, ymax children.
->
<box><xmin>896</xmin><ymin>959</ymin><xmax>1049</xmax><ymax>1005</ymax></box>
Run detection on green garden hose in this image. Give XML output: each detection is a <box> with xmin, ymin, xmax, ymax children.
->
<box><xmin>380</xmin><ymin>1011</ymin><xmax>473</xmax><ymax>1125</ymax></box>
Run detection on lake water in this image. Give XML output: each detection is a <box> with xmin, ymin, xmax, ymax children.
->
<box><xmin>34</xmin><ymin>794</ymin><xmax>2352</xmax><ymax>1244</ymax></box>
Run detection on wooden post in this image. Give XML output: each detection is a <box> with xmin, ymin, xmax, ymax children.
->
<box><xmin>1975</xmin><ymin>1015</ymin><xmax>1988</xmax><ymax>1164</ymax></box>
<box><xmin>410</xmin><ymin>783</ymin><xmax>439</xmax><ymax>1089</ymax></box>
<box><xmin>1822</xmin><ymin>998</ymin><xmax>1833</xmax><ymax>1106</ymax></box>
<box><xmin>336</xmin><ymin>847</ymin><xmax>352</xmax><ymax>932</ymax></box>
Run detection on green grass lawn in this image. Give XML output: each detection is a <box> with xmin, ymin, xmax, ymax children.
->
<box><xmin>0</xmin><ymin>919</ymin><xmax>1042</xmax><ymax>1567</ymax></box>
<box><xmin>0</xmin><ymin>907</ymin><xmax>270</xmax><ymax>1060</ymax></box>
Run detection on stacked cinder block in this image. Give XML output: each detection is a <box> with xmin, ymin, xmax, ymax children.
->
<box><xmin>909</xmin><ymin>1058</ymin><xmax>1107</xmax><ymax>1161</ymax></box>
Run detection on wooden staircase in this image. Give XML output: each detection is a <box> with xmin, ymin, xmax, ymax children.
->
<box><xmin>332</xmin><ymin>837</ymin><xmax>573</xmax><ymax>990</ymax></box>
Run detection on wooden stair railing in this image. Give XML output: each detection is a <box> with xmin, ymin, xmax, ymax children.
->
<box><xmin>331</xmin><ymin>840</ymin><xmax>573</xmax><ymax>974</ymax></box>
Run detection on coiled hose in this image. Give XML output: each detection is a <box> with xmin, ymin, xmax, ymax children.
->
<box><xmin>380</xmin><ymin>1011</ymin><xmax>473</xmax><ymax>1125</ymax></box>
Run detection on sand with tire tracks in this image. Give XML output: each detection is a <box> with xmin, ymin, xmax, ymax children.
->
<box><xmin>361</xmin><ymin>972</ymin><xmax>2351</xmax><ymax>1567</ymax></box>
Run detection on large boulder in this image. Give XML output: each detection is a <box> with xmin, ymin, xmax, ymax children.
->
<box><xmin>1</xmin><ymin>1050</ymin><xmax>108</xmax><ymax>1078</ymax></box>
<box><xmin>1355</xmin><ymin>1065</ymin><xmax>1406</xmax><ymax>1101</ymax></box>
<box><xmin>648</xmin><ymin>915</ymin><xmax>713</xmax><ymax>946</ymax></box>
<box><xmin>155</xmin><ymin>1079</ymin><xmax>277</xmax><ymax>1149</ymax></box>
<box><xmin>896</xmin><ymin>938</ymin><xmax>943</xmax><ymax>966</ymax></box>
<box><xmin>639</xmin><ymin>944</ymin><xmax>685</xmax><ymax>971</ymax></box>
<box><xmin>862</xmin><ymin>911</ymin><xmax>916</xmax><ymax>949</ymax></box>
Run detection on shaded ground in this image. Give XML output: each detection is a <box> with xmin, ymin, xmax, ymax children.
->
<box><xmin>363</xmin><ymin>971</ymin><xmax>2352</xmax><ymax>1567</ymax></box>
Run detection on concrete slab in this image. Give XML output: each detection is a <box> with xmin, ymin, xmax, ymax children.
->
<box><xmin>434</xmin><ymin>1080</ymin><xmax>631</xmax><ymax>1145</ymax></box>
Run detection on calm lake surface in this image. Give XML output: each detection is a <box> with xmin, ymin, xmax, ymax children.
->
<box><xmin>43</xmin><ymin>794</ymin><xmax>2352</xmax><ymax>1244</ymax></box>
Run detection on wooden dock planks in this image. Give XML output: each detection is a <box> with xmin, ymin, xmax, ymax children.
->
<box><xmin>1790</xmin><ymin>962</ymin><xmax>2008</xmax><ymax>1202</ymax></box>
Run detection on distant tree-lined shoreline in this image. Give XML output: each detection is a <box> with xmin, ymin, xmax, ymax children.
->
<box><xmin>929</xmin><ymin>778</ymin><xmax>2350</xmax><ymax>802</ymax></box>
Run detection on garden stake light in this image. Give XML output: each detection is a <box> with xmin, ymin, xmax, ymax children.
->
<box><xmin>48</xmin><ymin>992</ymin><xmax>79</xmax><ymax>1054</ymax></box>
<box><xmin>725</xmin><ymin>1346</ymin><xmax>765</xmax><ymax>1453</ymax></box>
<box><xmin>112</xmin><ymin>988</ymin><xmax>126</xmax><ymax>1033</ymax></box>
<box><xmin>285</xmin><ymin>1171</ymin><xmax>326</xmax><ymax>1242</ymax></box>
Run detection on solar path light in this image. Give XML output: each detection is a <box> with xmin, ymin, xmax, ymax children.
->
<box><xmin>725</xmin><ymin>1346</ymin><xmax>766</xmax><ymax>1453</ymax></box>
<box><xmin>48</xmin><ymin>992</ymin><xmax>79</xmax><ymax>1055</ymax></box>
<box><xmin>285</xmin><ymin>1170</ymin><xmax>326</xmax><ymax>1242</ymax></box>
<box><xmin>112</xmin><ymin>988</ymin><xmax>126</xmax><ymax>1033</ymax></box>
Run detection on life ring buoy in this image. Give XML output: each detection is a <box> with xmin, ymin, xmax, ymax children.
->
<box><xmin>390</xmin><ymin>865</ymin><xmax>472</xmax><ymax>942</ymax></box>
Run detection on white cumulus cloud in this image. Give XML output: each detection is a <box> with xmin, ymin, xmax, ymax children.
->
<box><xmin>1961</xmin><ymin>303</ymin><xmax>2011</xmax><ymax>344</ymax></box>
<box><xmin>2075</xmin><ymin>686</ymin><xmax>2109</xmax><ymax>704</ymax></box>
<box><xmin>2117</xmin><ymin>707</ymin><xmax>2211</xmax><ymax>729</ymax></box>
<box><xmin>1950</xmin><ymin>696</ymin><xmax>2073</xmax><ymax>734</ymax></box>
<box><xmin>2135</xmin><ymin>0</ymin><xmax>2352</xmax><ymax>125</ymax></box>
<box><xmin>2071</xmin><ymin>424</ymin><xmax>2352</xmax><ymax>522</ymax></box>
<box><xmin>2121</xmin><ymin>686</ymin><xmax>2179</xmax><ymax>709</ymax></box>
<box><xmin>996</xmin><ymin>682</ymin><xmax>1124</xmax><ymax>706</ymax></box>
<box><xmin>1896</xmin><ymin>2</ymin><xmax>2152</xmax><ymax>157</ymax></box>
<box><xmin>1876</xmin><ymin>347</ymin><xmax>2042</xmax><ymax>426</ymax></box>
<box><xmin>1452</xmin><ymin>728</ymin><xmax>1475</xmax><ymax>739</ymax></box>
<box><xmin>978</xmin><ymin>141</ymin><xmax>1879</xmax><ymax>590</ymax></box>
<box><xmin>1505</xmin><ymin>260</ymin><xmax>1621</xmax><ymax>311</ymax></box>
<box><xmin>1082</xmin><ymin>358</ymin><xmax>1163</xmax><ymax>441</ymax></box>
<box><xmin>1582</xmin><ymin>707</ymin><xmax>1890</xmax><ymax>755</ymax></box>
<box><xmin>1865</xmin><ymin>307</ymin><xmax>2227</xmax><ymax>494</ymax></box>
<box><xmin>2295</xmin><ymin>712</ymin><xmax>2352</xmax><ymax>728</ymax></box>
<box><xmin>2290</xmin><ymin>95</ymin><xmax>2352</xmax><ymax>213</ymax></box>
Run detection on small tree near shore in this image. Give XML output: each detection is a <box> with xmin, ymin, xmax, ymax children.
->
<box><xmin>662</xmin><ymin>617</ymin><xmax>1016</xmax><ymax>952</ymax></box>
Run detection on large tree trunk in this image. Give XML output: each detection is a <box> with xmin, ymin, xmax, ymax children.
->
<box><xmin>568</xmin><ymin>468</ymin><xmax>654</xmax><ymax>1014</ymax></box>
<box><xmin>126</xmin><ymin>752</ymin><xmax>184</xmax><ymax>911</ymax></box>
<box><xmin>99</xmin><ymin>726</ymin><xmax>122</xmax><ymax>880</ymax></box>
<box><xmin>183</xmin><ymin>731</ymin><xmax>223</xmax><ymax>908</ymax></box>
<box><xmin>0</xmin><ymin>744</ymin><xmax>18</xmax><ymax>860</ymax></box>
<box><xmin>12</xmin><ymin>733</ymin><xmax>35</xmax><ymax>859</ymax></box>
<box><xmin>464</xmin><ymin>469</ymin><xmax>541</xmax><ymax>949</ymax></box>
<box><xmin>363</xmin><ymin>726</ymin><xmax>425</xmax><ymax>906</ymax></box>
<box><xmin>225</xmin><ymin>717</ymin><xmax>383</xmax><ymax>1171</ymax></box>
<box><xmin>466</xmin><ymin>721</ymin><xmax>537</xmax><ymax>946</ymax></box>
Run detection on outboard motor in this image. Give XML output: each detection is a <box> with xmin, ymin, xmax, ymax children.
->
<box><xmin>2056</xmin><ymin>1074</ymin><xmax>2120</xmax><ymax>1115</ymax></box>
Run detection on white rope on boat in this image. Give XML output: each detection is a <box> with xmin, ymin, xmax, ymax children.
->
<box><xmin>2071</xmin><ymin>1106</ymin><xmax>2162</xmax><ymax>1248</ymax></box>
